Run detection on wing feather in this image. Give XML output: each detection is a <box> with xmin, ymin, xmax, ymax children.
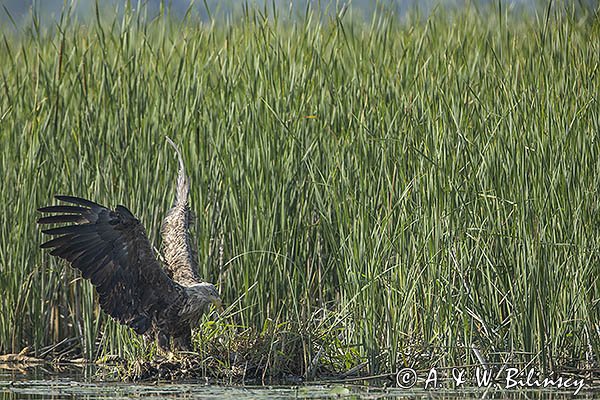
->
<box><xmin>38</xmin><ymin>205</ymin><xmax>88</xmax><ymax>214</ymax></box>
<box><xmin>40</xmin><ymin>234</ymin><xmax>75</xmax><ymax>249</ymax></box>
<box><xmin>38</xmin><ymin>196</ymin><xmax>186</xmax><ymax>335</ymax></box>
<box><xmin>161</xmin><ymin>137</ymin><xmax>200</xmax><ymax>286</ymax></box>
<box><xmin>54</xmin><ymin>195</ymin><xmax>102</xmax><ymax>208</ymax></box>
<box><xmin>37</xmin><ymin>215</ymin><xmax>85</xmax><ymax>224</ymax></box>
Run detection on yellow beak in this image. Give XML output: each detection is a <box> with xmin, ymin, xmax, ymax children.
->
<box><xmin>211</xmin><ymin>298</ymin><xmax>224</xmax><ymax>313</ymax></box>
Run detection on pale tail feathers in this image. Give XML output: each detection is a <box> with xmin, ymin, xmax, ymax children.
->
<box><xmin>162</xmin><ymin>136</ymin><xmax>200</xmax><ymax>285</ymax></box>
<box><xmin>166</xmin><ymin>136</ymin><xmax>190</xmax><ymax>204</ymax></box>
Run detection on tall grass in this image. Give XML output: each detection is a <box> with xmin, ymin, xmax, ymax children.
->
<box><xmin>0</xmin><ymin>3</ymin><xmax>598</xmax><ymax>378</ymax></box>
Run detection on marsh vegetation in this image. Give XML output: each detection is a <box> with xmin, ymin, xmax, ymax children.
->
<box><xmin>0</xmin><ymin>2</ymin><xmax>598</xmax><ymax>383</ymax></box>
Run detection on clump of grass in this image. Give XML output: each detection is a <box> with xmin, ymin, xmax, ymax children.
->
<box><xmin>0</xmin><ymin>2</ymin><xmax>598</xmax><ymax>380</ymax></box>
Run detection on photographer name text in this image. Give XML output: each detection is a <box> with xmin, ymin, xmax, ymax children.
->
<box><xmin>396</xmin><ymin>367</ymin><xmax>584</xmax><ymax>395</ymax></box>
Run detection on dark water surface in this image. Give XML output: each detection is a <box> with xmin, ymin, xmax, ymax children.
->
<box><xmin>0</xmin><ymin>367</ymin><xmax>596</xmax><ymax>399</ymax></box>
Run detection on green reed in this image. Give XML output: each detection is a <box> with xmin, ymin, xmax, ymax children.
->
<box><xmin>0</xmin><ymin>3</ymin><xmax>598</xmax><ymax>377</ymax></box>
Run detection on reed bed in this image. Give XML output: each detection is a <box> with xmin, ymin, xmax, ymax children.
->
<box><xmin>0</xmin><ymin>3</ymin><xmax>598</xmax><ymax>380</ymax></box>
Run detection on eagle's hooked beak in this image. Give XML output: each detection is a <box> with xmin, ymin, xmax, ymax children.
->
<box><xmin>211</xmin><ymin>297</ymin><xmax>224</xmax><ymax>313</ymax></box>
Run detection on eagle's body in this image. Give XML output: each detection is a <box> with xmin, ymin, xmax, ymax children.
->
<box><xmin>37</xmin><ymin>138</ymin><xmax>220</xmax><ymax>351</ymax></box>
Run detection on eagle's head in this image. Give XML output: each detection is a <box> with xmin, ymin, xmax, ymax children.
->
<box><xmin>203</xmin><ymin>282</ymin><xmax>223</xmax><ymax>312</ymax></box>
<box><xmin>180</xmin><ymin>282</ymin><xmax>223</xmax><ymax>325</ymax></box>
<box><xmin>191</xmin><ymin>282</ymin><xmax>223</xmax><ymax>311</ymax></box>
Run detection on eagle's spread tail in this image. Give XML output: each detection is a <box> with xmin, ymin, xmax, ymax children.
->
<box><xmin>162</xmin><ymin>137</ymin><xmax>200</xmax><ymax>286</ymax></box>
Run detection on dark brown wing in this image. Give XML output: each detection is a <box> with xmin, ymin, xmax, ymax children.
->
<box><xmin>38</xmin><ymin>195</ymin><xmax>184</xmax><ymax>334</ymax></box>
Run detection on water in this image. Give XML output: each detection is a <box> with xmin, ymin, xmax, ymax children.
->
<box><xmin>0</xmin><ymin>366</ymin><xmax>596</xmax><ymax>399</ymax></box>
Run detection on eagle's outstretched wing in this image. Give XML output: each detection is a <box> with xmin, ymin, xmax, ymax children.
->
<box><xmin>161</xmin><ymin>137</ymin><xmax>200</xmax><ymax>286</ymax></box>
<box><xmin>38</xmin><ymin>195</ymin><xmax>184</xmax><ymax>334</ymax></box>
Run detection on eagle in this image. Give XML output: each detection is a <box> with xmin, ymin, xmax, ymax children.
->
<box><xmin>37</xmin><ymin>137</ymin><xmax>221</xmax><ymax>351</ymax></box>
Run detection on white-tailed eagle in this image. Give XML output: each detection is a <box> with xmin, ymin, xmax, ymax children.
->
<box><xmin>37</xmin><ymin>138</ymin><xmax>221</xmax><ymax>351</ymax></box>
